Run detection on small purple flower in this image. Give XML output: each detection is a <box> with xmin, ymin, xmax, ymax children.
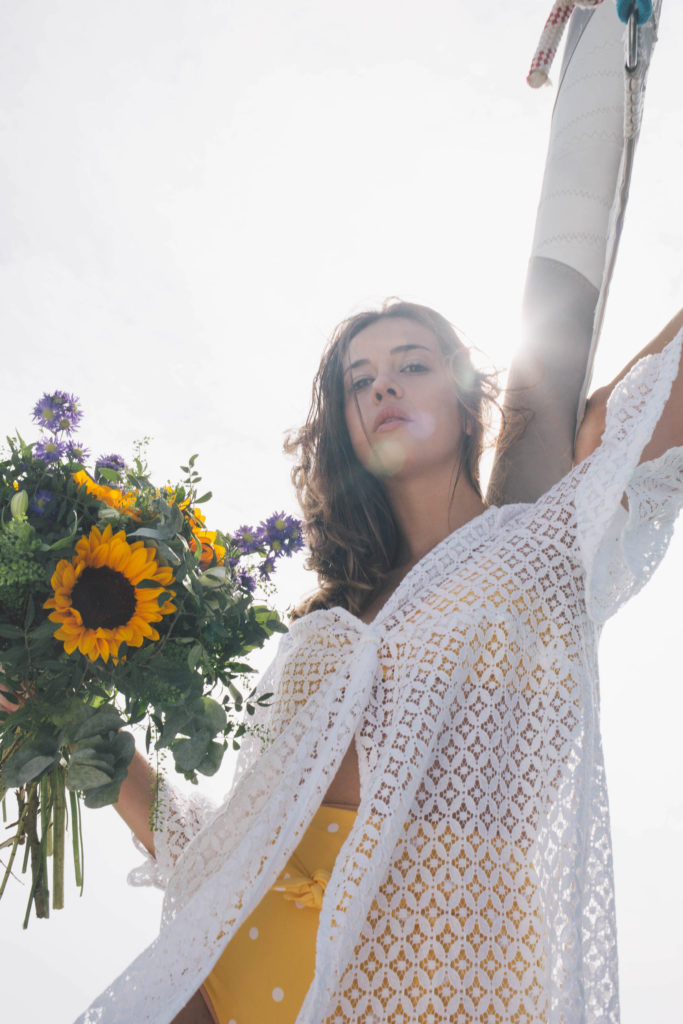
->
<box><xmin>258</xmin><ymin>556</ymin><xmax>276</xmax><ymax>579</ymax></box>
<box><xmin>232</xmin><ymin>525</ymin><xmax>263</xmax><ymax>556</ymax></box>
<box><xmin>237</xmin><ymin>568</ymin><xmax>257</xmax><ymax>593</ymax></box>
<box><xmin>30</xmin><ymin>488</ymin><xmax>55</xmax><ymax>517</ymax></box>
<box><xmin>95</xmin><ymin>453</ymin><xmax>127</xmax><ymax>479</ymax></box>
<box><xmin>33</xmin><ymin>395</ymin><xmax>59</xmax><ymax>429</ymax></box>
<box><xmin>32</xmin><ymin>391</ymin><xmax>82</xmax><ymax>434</ymax></box>
<box><xmin>65</xmin><ymin>440</ymin><xmax>90</xmax><ymax>464</ymax></box>
<box><xmin>34</xmin><ymin>438</ymin><xmax>68</xmax><ymax>463</ymax></box>
<box><xmin>258</xmin><ymin>512</ymin><xmax>304</xmax><ymax>558</ymax></box>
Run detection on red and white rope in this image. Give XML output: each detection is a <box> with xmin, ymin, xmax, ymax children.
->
<box><xmin>527</xmin><ymin>0</ymin><xmax>606</xmax><ymax>87</ymax></box>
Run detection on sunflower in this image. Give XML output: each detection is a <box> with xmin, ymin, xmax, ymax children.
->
<box><xmin>73</xmin><ymin>469</ymin><xmax>140</xmax><ymax>519</ymax></box>
<box><xmin>44</xmin><ymin>524</ymin><xmax>176</xmax><ymax>662</ymax></box>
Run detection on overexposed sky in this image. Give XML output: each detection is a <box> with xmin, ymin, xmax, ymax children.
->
<box><xmin>0</xmin><ymin>2</ymin><xmax>681</xmax><ymax>1021</ymax></box>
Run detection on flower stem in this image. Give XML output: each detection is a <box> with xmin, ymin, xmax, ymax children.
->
<box><xmin>22</xmin><ymin>784</ymin><xmax>46</xmax><ymax>927</ymax></box>
<box><xmin>39</xmin><ymin>775</ymin><xmax>51</xmax><ymax>917</ymax></box>
<box><xmin>0</xmin><ymin>831</ymin><xmax>21</xmax><ymax>898</ymax></box>
<box><xmin>21</xmin><ymin>824</ymin><xmax>31</xmax><ymax>873</ymax></box>
<box><xmin>0</xmin><ymin>791</ymin><xmax>30</xmax><ymax>899</ymax></box>
<box><xmin>69</xmin><ymin>789</ymin><xmax>84</xmax><ymax>891</ymax></box>
<box><xmin>52</xmin><ymin>766</ymin><xmax>66</xmax><ymax>910</ymax></box>
<box><xmin>41</xmin><ymin>774</ymin><xmax>53</xmax><ymax>857</ymax></box>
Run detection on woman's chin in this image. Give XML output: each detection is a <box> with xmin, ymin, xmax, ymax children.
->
<box><xmin>366</xmin><ymin>437</ymin><xmax>408</xmax><ymax>478</ymax></box>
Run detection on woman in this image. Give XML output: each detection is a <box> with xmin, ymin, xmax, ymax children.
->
<box><xmin>4</xmin><ymin>300</ymin><xmax>683</xmax><ymax>1024</ymax></box>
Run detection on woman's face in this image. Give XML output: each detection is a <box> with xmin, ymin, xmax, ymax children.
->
<box><xmin>343</xmin><ymin>317</ymin><xmax>466</xmax><ymax>480</ymax></box>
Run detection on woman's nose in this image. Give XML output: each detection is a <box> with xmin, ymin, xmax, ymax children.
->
<box><xmin>373</xmin><ymin>374</ymin><xmax>403</xmax><ymax>403</ymax></box>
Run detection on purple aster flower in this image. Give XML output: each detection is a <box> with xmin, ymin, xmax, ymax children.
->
<box><xmin>34</xmin><ymin>438</ymin><xmax>68</xmax><ymax>463</ymax></box>
<box><xmin>95</xmin><ymin>453</ymin><xmax>127</xmax><ymax>480</ymax></box>
<box><xmin>32</xmin><ymin>391</ymin><xmax>82</xmax><ymax>434</ymax></box>
<box><xmin>65</xmin><ymin>440</ymin><xmax>90</xmax><ymax>464</ymax></box>
<box><xmin>30</xmin><ymin>488</ymin><xmax>55</xmax><ymax>517</ymax></box>
<box><xmin>33</xmin><ymin>395</ymin><xmax>59</xmax><ymax>429</ymax></box>
<box><xmin>258</xmin><ymin>557</ymin><xmax>276</xmax><ymax>580</ymax></box>
<box><xmin>237</xmin><ymin>568</ymin><xmax>257</xmax><ymax>593</ymax></box>
<box><xmin>232</xmin><ymin>524</ymin><xmax>263</xmax><ymax>556</ymax></box>
<box><xmin>258</xmin><ymin>512</ymin><xmax>304</xmax><ymax>558</ymax></box>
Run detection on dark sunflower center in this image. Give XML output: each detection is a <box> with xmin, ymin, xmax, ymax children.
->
<box><xmin>71</xmin><ymin>566</ymin><xmax>136</xmax><ymax>629</ymax></box>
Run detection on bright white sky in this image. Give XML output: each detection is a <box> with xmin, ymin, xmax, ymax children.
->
<box><xmin>0</xmin><ymin>2</ymin><xmax>681</xmax><ymax>1021</ymax></box>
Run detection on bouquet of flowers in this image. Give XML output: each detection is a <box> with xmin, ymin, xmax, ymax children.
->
<box><xmin>0</xmin><ymin>391</ymin><xmax>303</xmax><ymax>926</ymax></box>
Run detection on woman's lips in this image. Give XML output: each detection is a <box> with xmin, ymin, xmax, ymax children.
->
<box><xmin>376</xmin><ymin>416</ymin><xmax>409</xmax><ymax>433</ymax></box>
<box><xmin>373</xmin><ymin>406</ymin><xmax>411</xmax><ymax>433</ymax></box>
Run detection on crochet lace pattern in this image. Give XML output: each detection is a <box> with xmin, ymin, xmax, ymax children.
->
<box><xmin>79</xmin><ymin>332</ymin><xmax>683</xmax><ymax>1024</ymax></box>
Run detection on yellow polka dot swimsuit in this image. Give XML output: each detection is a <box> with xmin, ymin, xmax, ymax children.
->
<box><xmin>200</xmin><ymin>804</ymin><xmax>357</xmax><ymax>1024</ymax></box>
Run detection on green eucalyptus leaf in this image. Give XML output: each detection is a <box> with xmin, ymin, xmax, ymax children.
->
<box><xmin>200</xmin><ymin>697</ymin><xmax>227</xmax><ymax>735</ymax></box>
<box><xmin>171</xmin><ymin>731</ymin><xmax>211</xmax><ymax>772</ymax></box>
<box><xmin>69</xmin><ymin>741</ymin><xmax>100</xmax><ymax>757</ymax></box>
<box><xmin>197</xmin><ymin>740</ymin><xmax>225</xmax><ymax>777</ymax></box>
<box><xmin>157</xmin><ymin>706</ymin><xmax>192</xmax><ymax>748</ymax></box>
<box><xmin>126</xmin><ymin>526</ymin><xmax>165</xmax><ymax>541</ymax></box>
<box><xmin>188</xmin><ymin>644</ymin><xmax>203</xmax><ymax>671</ymax></box>
<box><xmin>70</xmin><ymin>751</ymin><xmax>116</xmax><ymax>774</ymax></box>
<box><xmin>111</xmin><ymin>730</ymin><xmax>136</xmax><ymax>765</ymax></box>
<box><xmin>152</xmin><ymin>540</ymin><xmax>181</xmax><ymax>565</ymax></box>
<box><xmin>71</xmin><ymin>706</ymin><xmax>125</xmax><ymax>742</ymax></box>
<box><xmin>83</xmin><ymin>779</ymin><xmax>124</xmax><ymax>808</ymax></box>
<box><xmin>66</xmin><ymin>762</ymin><xmax>113</xmax><ymax>791</ymax></box>
<box><xmin>129</xmin><ymin>505</ymin><xmax>183</xmax><ymax>542</ymax></box>
<box><xmin>2</xmin><ymin>748</ymin><xmax>59</xmax><ymax>788</ymax></box>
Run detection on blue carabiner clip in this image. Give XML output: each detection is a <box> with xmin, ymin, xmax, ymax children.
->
<box><xmin>616</xmin><ymin>0</ymin><xmax>653</xmax><ymax>25</ymax></box>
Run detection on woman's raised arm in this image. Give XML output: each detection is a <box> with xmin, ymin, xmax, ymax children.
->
<box><xmin>113</xmin><ymin>748</ymin><xmax>158</xmax><ymax>857</ymax></box>
<box><xmin>575</xmin><ymin>308</ymin><xmax>683</xmax><ymax>465</ymax></box>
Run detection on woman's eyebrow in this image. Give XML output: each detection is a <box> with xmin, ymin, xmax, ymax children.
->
<box><xmin>344</xmin><ymin>344</ymin><xmax>431</xmax><ymax>375</ymax></box>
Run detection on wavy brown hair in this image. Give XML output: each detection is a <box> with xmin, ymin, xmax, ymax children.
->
<box><xmin>285</xmin><ymin>299</ymin><xmax>502</xmax><ymax>619</ymax></box>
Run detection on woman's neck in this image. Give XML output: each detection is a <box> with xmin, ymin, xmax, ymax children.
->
<box><xmin>384</xmin><ymin>468</ymin><xmax>487</xmax><ymax>571</ymax></box>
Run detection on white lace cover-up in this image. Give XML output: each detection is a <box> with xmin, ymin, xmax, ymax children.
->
<box><xmin>77</xmin><ymin>333</ymin><xmax>683</xmax><ymax>1024</ymax></box>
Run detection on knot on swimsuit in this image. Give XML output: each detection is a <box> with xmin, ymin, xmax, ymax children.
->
<box><xmin>274</xmin><ymin>868</ymin><xmax>331</xmax><ymax>909</ymax></box>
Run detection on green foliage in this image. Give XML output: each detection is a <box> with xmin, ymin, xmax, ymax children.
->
<box><xmin>2</xmin><ymin>741</ymin><xmax>61</xmax><ymax>789</ymax></box>
<box><xmin>0</xmin><ymin>518</ymin><xmax>45</xmax><ymax>620</ymax></box>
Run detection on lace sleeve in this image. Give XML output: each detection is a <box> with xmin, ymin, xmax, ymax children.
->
<box><xmin>126</xmin><ymin>632</ymin><xmax>293</xmax><ymax>890</ymax></box>
<box><xmin>127</xmin><ymin>777</ymin><xmax>218</xmax><ymax>890</ymax></box>
<box><xmin>576</xmin><ymin>331</ymin><xmax>683</xmax><ymax>623</ymax></box>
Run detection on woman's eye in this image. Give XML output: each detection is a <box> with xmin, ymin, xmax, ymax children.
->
<box><xmin>350</xmin><ymin>376</ymin><xmax>373</xmax><ymax>393</ymax></box>
<box><xmin>401</xmin><ymin>362</ymin><xmax>429</xmax><ymax>374</ymax></box>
